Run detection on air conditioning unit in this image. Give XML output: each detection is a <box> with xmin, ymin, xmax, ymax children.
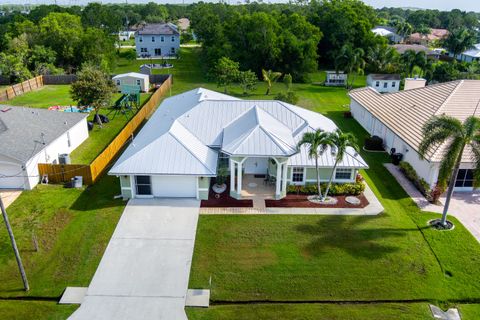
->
<box><xmin>58</xmin><ymin>153</ymin><xmax>71</xmax><ymax>165</ymax></box>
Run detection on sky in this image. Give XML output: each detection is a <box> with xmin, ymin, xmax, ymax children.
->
<box><xmin>0</xmin><ymin>0</ymin><xmax>479</xmax><ymax>12</ymax></box>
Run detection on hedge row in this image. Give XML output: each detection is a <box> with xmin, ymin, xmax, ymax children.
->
<box><xmin>399</xmin><ymin>161</ymin><xmax>431</xmax><ymax>197</ymax></box>
<box><xmin>287</xmin><ymin>181</ymin><xmax>365</xmax><ymax>196</ymax></box>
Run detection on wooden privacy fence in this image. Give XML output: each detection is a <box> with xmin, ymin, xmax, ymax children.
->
<box><xmin>39</xmin><ymin>75</ymin><xmax>173</xmax><ymax>185</ymax></box>
<box><xmin>0</xmin><ymin>76</ymin><xmax>44</xmax><ymax>101</ymax></box>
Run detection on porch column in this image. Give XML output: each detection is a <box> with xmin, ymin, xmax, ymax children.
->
<box><xmin>275</xmin><ymin>161</ymin><xmax>282</xmax><ymax>199</ymax></box>
<box><xmin>281</xmin><ymin>162</ymin><xmax>288</xmax><ymax>197</ymax></box>
<box><xmin>237</xmin><ymin>161</ymin><xmax>243</xmax><ymax>196</ymax></box>
<box><xmin>230</xmin><ymin>159</ymin><xmax>236</xmax><ymax>193</ymax></box>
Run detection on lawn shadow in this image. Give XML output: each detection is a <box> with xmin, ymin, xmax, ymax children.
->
<box><xmin>70</xmin><ymin>175</ymin><xmax>125</xmax><ymax>211</ymax></box>
<box><xmin>296</xmin><ymin>215</ymin><xmax>418</xmax><ymax>259</ymax></box>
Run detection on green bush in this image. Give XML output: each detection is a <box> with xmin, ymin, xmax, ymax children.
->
<box><xmin>287</xmin><ymin>181</ymin><xmax>365</xmax><ymax>196</ymax></box>
<box><xmin>399</xmin><ymin>161</ymin><xmax>431</xmax><ymax>197</ymax></box>
<box><xmin>275</xmin><ymin>91</ymin><xmax>299</xmax><ymax>104</ymax></box>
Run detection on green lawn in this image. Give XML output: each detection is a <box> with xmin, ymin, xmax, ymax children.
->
<box><xmin>0</xmin><ymin>301</ymin><xmax>77</xmax><ymax>320</ymax></box>
<box><xmin>0</xmin><ymin>176</ymin><xmax>124</xmax><ymax>299</ymax></box>
<box><xmin>6</xmin><ymin>85</ymin><xmax>151</xmax><ymax>164</ymax></box>
<box><xmin>187</xmin><ymin>303</ymin><xmax>432</xmax><ymax>320</ymax></box>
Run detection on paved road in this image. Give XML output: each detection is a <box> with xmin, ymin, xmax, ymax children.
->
<box><xmin>69</xmin><ymin>198</ymin><xmax>200</xmax><ymax>320</ymax></box>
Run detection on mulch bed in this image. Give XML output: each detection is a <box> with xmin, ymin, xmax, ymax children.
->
<box><xmin>265</xmin><ymin>193</ymin><xmax>369</xmax><ymax>208</ymax></box>
<box><xmin>200</xmin><ymin>179</ymin><xmax>253</xmax><ymax>208</ymax></box>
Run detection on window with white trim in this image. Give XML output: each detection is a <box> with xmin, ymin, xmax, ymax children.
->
<box><xmin>375</xmin><ymin>81</ymin><xmax>380</xmax><ymax>87</ymax></box>
<box><xmin>139</xmin><ymin>36</ymin><xmax>143</xmax><ymax>42</ymax></box>
<box><xmin>335</xmin><ymin>168</ymin><xmax>352</xmax><ymax>180</ymax></box>
<box><xmin>152</xmin><ymin>36</ymin><xmax>155</xmax><ymax>42</ymax></box>
<box><xmin>171</xmin><ymin>36</ymin><xmax>175</xmax><ymax>42</ymax></box>
<box><xmin>116</xmin><ymin>79</ymin><xmax>121</xmax><ymax>85</ymax></box>
<box><xmin>136</xmin><ymin>79</ymin><xmax>141</xmax><ymax>86</ymax></box>
<box><xmin>140</xmin><ymin>47</ymin><xmax>147</xmax><ymax>53</ymax></box>
<box><xmin>383</xmin><ymin>82</ymin><xmax>388</xmax><ymax>88</ymax></box>
<box><xmin>161</xmin><ymin>36</ymin><xmax>164</xmax><ymax>42</ymax></box>
<box><xmin>392</xmin><ymin>81</ymin><xmax>396</xmax><ymax>87</ymax></box>
<box><xmin>135</xmin><ymin>175</ymin><xmax>151</xmax><ymax>195</ymax></box>
<box><xmin>292</xmin><ymin>167</ymin><xmax>304</xmax><ymax>183</ymax></box>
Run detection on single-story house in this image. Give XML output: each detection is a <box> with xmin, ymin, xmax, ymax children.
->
<box><xmin>453</xmin><ymin>43</ymin><xmax>480</xmax><ymax>63</ymax></box>
<box><xmin>109</xmin><ymin>88</ymin><xmax>368</xmax><ymax>200</ymax></box>
<box><xmin>0</xmin><ymin>105</ymin><xmax>88</xmax><ymax>190</ymax></box>
<box><xmin>349</xmin><ymin>80</ymin><xmax>480</xmax><ymax>192</ymax></box>
<box><xmin>407</xmin><ymin>29</ymin><xmax>449</xmax><ymax>45</ymax></box>
<box><xmin>325</xmin><ymin>71</ymin><xmax>347</xmax><ymax>87</ymax></box>
<box><xmin>367</xmin><ymin>74</ymin><xmax>401</xmax><ymax>93</ymax></box>
<box><xmin>112</xmin><ymin>72</ymin><xmax>150</xmax><ymax>93</ymax></box>
<box><xmin>392</xmin><ymin>44</ymin><xmax>440</xmax><ymax>59</ymax></box>
<box><xmin>177</xmin><ymin>18</ymin><xmax>190</xmax><ymax>32</ymax></box>
<box><xmin>135</xmin><ymin>23</ymin><xmax>180</xmax><ymax>58</ymax></box>
<box><xmin>371</xmin><ymin>26</ymin><xmax>404</xmax><ymax>43</ymax></box>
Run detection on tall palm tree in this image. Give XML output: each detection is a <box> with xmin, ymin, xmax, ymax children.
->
<box><xmin>367</xmin><ymin>44</ymin><xmax>399</xmax><ymax>73</ymax></box>
<box><xmin>442</xmin><ymin>27</ymin><xmax>477</xmax><ymax>59</ymax></box>
<box><xmin>401</xmin><ymin>50</ymin><xmax>427</xmax><ymax>78</ymax></box>
<box><xmin>419</xmin><ymin>115</ymin><xmax>480</xmax><ymax>227</ymax></box>
<box><xmin>323</xmin><ymin>129</ymin><xmax>359</xmax><ymax>201</ymax></box>
<box><xmin>262</xmin><ymin>69</ymin><xmax>282</xmax><ymax>95</ymax></box>
<box><xmin>335</xmin><ymin>44</ymin><xmax>365</xmax><ymax>89</ymax></box>
<box><xmin>297</xmin><ymin>129</ymin><xmax>332</xmax><ymax>200</ymax></box>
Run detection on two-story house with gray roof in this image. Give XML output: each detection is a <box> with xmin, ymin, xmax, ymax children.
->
<box><xmin>135</xmin><ymin>23</ymin><xmax>180</xmax><ymax>58</ymax></box>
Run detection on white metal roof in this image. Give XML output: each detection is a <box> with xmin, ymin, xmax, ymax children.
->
<box><xmin>112</xmin><ymin>72</ymin><xmax>149</xmax><ymax>80</ymax></box>
<box><xmin>462</xmin><ymin>43</ymin><xmax>480</xmax><ymax>58</ymax></box>
<box><xmin>109</xmin><ymin>88</ymin><xmax>368</xmax><ymax>176</ymax></box>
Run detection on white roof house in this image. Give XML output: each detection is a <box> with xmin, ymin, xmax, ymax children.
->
<box><xmin>110</xmin><ymin>88</ymin><xmax>367</xmax><ymax>200</ymax></box>
<box><xmin>456</xmin><ymin>43</ymin><xmax>480</xmax><ymax>63</ymax></box>
<box><xmin>372</xmin><ymin>26</ymin><xmax>404</xmax><ymax>43</ymax></box>
<box><xmin>349</xmin><ymin>80</ymin><xmax>480</xmax><ymax>191</ymax></box>
<box><xmin>112</xmin><ymin>72</ymin><xmax>150</xmax><ymax>92</ymax></box>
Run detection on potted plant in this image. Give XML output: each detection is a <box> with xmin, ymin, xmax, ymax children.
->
<box><xmin>212</xmin><ymin>166</ymin><xmax>228</xmax><ymax>194</ymax></box>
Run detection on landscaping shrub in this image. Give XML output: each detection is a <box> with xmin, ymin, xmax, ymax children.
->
<box><xmin>287</xmin><ymin>181</ymin><xmax>365</xmax><ymax>196</ymax></box>
<box><xmin>275</xmin><ymin>91</ymin><xmax>299</xmax><ymax>104</ymax></box>
<box><xmin>364</xmin><ymin>135</ymin><xmax>384</xmax><ymax>151</ymax></box>
<box><xmin>399</xmin><ymin>161</ymin><xmax>432</xmax><ymax>198</ymax></box>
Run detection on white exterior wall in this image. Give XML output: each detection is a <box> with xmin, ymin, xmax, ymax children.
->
<box><xmin>0</xmin><ymin>155</ymin><xmax>26</xmax><ymax>189</ymax></box>
<box><xmin>366</xmin><ymin>77</ymin><xmax>400</xmax><ymax>93</ymax></box>
<box><xmin>23</xmin><ymin>119</ymin><xmax>89</xmax><ymax>190</ymax></box>
<box><xmin>350</xmin><ymin>99</ymin><xmax>439</xmax><ymax>188</ymax></box>
<box><xmin>114</xmin><ymin>76</ymin><xmax>149</xmax><ymax>92</ymax></box>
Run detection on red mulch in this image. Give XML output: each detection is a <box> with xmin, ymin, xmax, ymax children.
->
<box><xmin>265</xmin><ymin>193</ymin><xmax>369</xmax><ymax>208</ymax></box>
<box><xmin>200</xmin><ymin>179</ymin><xmax>253</xmax><ymax>208</ymax></box>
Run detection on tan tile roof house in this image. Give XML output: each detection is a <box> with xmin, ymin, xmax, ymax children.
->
<box><xmin>349</xmin><ymin>80</ymin><xmax>480</xmax><ymax>191</ymax></box>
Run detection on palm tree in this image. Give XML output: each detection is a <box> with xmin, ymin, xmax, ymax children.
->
<box><xmin>367</xmin><ymin>44</ymin><xmax>399</xmax><ymax>73</ymax></box>
<box><xmin>442</xmin><ymin>27</ymin><xmax>477</xmax><ymax>59</ymax></box>
<box><xmin>323</xmin><ymin>129</ymin><xmax>359</xmax><ymax>201</ymax></box>
<box><xmin>395</xmin><ymin>20</ymin><xmax>413</xmax><ymax>38</ymax></box>
<box><xmin>419</xmin><ymin>115</ymin><xmax>480</xmax><ymax>227</ymax></box>
<box><xmin>401</xmin><ymin>50</ymin><xmax>427</xmax><ymax>78</ymax></box>
<box><xmin>335</xmin><ymin>44</ymin><xmax>365</xmax><ymax>89</ymax></box>
<box><xmin>262</xmin><ymin>69</ymin><xmax>282</xmax><ymax>95</ymax></box>
<box><xmin>297</xmin><ymin>129</ymin><xmax>332</xmax><ymax>200</ymax></box>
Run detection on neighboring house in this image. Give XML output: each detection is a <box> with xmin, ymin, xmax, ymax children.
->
<box><xmin>118</xmin><ymin>30</ymin><xmax>135</xmax><ymax>42</ymax></box>
<box><xmin>392</xmin><ymin>44</ymin><xmax>440</xmax><ymax>59</ymax></box>
<box><xmin>109</xmin><ymin>88</ymin><xmax>368</xmax><ymax>200</ymax></box>
<box><xmin>325</xmin><ymin>71</ymin><xmax>347</xmax><ymax>87</ymax></box>
<box><xmin>135</xmin><ymin>23</ymin><xmax>180</xmax><ymax>58</ymax></box>
<box><xmin>453</xmin><ymin>43</ymin><xmax>480</xmax><ymax>63</ymax></box>
<box><xmin>372</xmin><ymin>26</ymin><xmax>404</xmax><ymax>43</ymax></box>
<box><xmin>177</xmin><ymin>18</ymin><xmax>190</xmax><ymax>32</ymax></box>
<box><xmin>408</xmin><ymin>29</ymin><xmax>449</xmax><ymax>45</ymax></box>
<box><xmin>112</xmin><ymin>72</ymin><xmax>150</xmax><ymax>92</ymax></box>
<box><xmin>349</xmin><ymin>80</ymin><xmax>480</xmax><ymax>192</ymax></box>
<box><xmin>0</xmin><ymin>106</ymin><xmax>88</xmax><ymax>190</ymax></box>
<box><xmin>367</xmin><ymin>74</ymin><xmax>401</xmax><ymax>93</ymax></box>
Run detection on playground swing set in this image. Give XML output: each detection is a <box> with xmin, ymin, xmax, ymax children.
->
<box><xmin>107</xmin><ymin>85</ymin><xmax>141</xmax><ymax>120</ymax></box>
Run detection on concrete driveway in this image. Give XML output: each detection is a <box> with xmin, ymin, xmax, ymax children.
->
<box><xmin>69</xmin><ymin>198</ymin><xmax>200</xmax><ymax>320</ymax></box>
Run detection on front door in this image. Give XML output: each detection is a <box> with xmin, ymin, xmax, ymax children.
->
<box><xmin>243</xmin><ymin>158</ymin><xmax>268</xmax><ymax>174</ymax></box>
<box><xmin>154</xmin><ymin>48</ymin><xmax>161</xmax><ymax>56</ymax></box>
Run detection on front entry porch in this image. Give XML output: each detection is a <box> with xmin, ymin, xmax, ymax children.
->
<box><xmin>229</xmin><ymin>156</ymin><xmax>289</xmax><ymax>200</ymax></box>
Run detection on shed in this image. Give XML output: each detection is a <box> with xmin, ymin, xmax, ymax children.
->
<box><xmin>325</xmin><ymin>71</ymin><xmax>347</xmax><ymax>87</ymax></box>
<box><xmin>367</xmin><ymin>74</ymin><xmax>401</xmax><ymax>93</ymax></box>
<box><xmin>112</xmin><ymin>72</ymin><xmax>150</xmax><ymax>93</ymax></box>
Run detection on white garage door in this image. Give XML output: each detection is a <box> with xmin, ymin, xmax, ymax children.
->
<box><xmin>0</xmin><ymin>163</ymin><xmax>25</xmax><ymax>189</ymax></box>
<box><xmin>152</xmin><ymin>176</ymin><xmax>196</xmax><ymax>198</ymax></box>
